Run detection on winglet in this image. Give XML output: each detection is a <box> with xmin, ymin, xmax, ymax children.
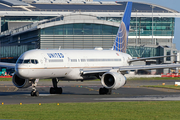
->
<box><xmin>112</xmin><ymin>2</ymin><xmax>132</xmax><ymax>53</ymax></box>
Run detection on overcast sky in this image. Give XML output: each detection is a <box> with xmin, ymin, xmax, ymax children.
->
<box><xmin>95</xmin><ymin>0</ymin><xmax>180</xmax><ymax>50</ymax></box>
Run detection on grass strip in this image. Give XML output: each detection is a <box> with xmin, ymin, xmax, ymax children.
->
<box><xmin>142</xmin><ymin>85</ymin><xmax>180</xmax><ymax>90</ymax></box>
<box><xmin>0</xmin><ymin>102</ymin><xmax>180</xmax><ymax>120</ymax></box>
<box><xmin>0</xmin><ymin>78</ymin><xmax>12</xmax><ymax>81</ymax></box>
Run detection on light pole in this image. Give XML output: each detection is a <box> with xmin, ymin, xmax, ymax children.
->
<box><xmin>151</xmin><ymin>5</ymin><xmax>155</xmax><ymax>44</ymax></box>
<box><xmin>136</xmin><ymin>9</ymin><xmax>138</xmax><ymax>45</ymax></box>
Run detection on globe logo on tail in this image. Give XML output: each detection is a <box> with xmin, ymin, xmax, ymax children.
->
<box><xmin>112</xmin><ymin>2</ymin><xmax>132</xmax><ymax>53</ymax></box>
<box><xmin>113</xmin><ymin>22</ymin><xmax>127</xmax><ymax>53</ymax></box>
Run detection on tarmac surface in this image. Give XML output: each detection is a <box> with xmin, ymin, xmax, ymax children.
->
<box><xmin>1</xmin><ymin>79</ymin><xmax>180</xmax><ymax>104</ymax></box>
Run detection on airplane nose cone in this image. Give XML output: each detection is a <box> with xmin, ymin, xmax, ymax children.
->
<box><xmin>15</xmin><ymin>64</ymin><xmax>29</xmax><ymax>78</ymax></box>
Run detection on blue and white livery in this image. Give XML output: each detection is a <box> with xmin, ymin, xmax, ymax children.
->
<box><xmin>47</xmin><ymin>53</ymin><xmax>64</xmax><ymax>58</ymax></box>
<box><xmin>112</xmin><ymin>2</ymin><xmax>132</xmax><ymax>53</ymax></box>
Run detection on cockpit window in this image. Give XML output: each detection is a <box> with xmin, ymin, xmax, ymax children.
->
<box><xmin>31</xmin><ymin>59</ymin><xmax>38</xmax><ymax>64</ymax></box>
<box><xmin>34</xmin><ymin>60</ymin><xmax>38</xmax><ymax>64</ymax></box>
<box><xmin>24</xmin><ymin>60</ymin><xmax>31</xmax><ymax>64</ymax></box>
<box><xmin>17</xmin><ymin>59</ymin><xmax>23</xmax><ymax>64</ymax></box>
<box><xmin>31</xmin><ymin>59</ymin><xmax>35</xmax><ymax>64</ymax></box>
<box><xmin>17</xmin><ymin>59</ymin><xmax>39</xmax><ymax>64</ymax></box>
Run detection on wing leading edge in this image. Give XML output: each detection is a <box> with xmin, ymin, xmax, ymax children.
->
<box><xmin>128</xmin><ymin>54</ymin><xmax>177</xmax><ymax>63</ymax></box>
<box><xmin>119</xmin><ymin>64</ymin><xmax>180</xmax><ymax>71</ymax></box>
<box><xmin>82</xmin><ymin>64</ymin><xmax>180</xmax><ymax>75</ymax></box>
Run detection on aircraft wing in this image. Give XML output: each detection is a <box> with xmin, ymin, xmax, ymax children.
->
<box><xmin>119</xmin><ymin>64</ymin><xmax>180</xmax><ymax>71</ymax></box>
<box><xmin>82</xmin><ymin>64</ymin><xmax>180</xmax><ymax>75</ymax></box>
<box><xmin>128</xmin><ymin>54</ymin><xmax>176</xmax><ymax>63</ymax></box>
<box><xmin>0</xmin><ymin>62</ymin><xmax>16</xmax><ymax>68</ymax></box>
<box><xmin>81</xmin><ymin>68</ymin><xmax>112</xmax><ymax>75</ymax></box>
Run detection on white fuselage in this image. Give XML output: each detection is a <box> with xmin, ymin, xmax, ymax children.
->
<box><xmin>15</xmin><ymin>49</ymin><xmax>132</xmax><ymax>80</ymax></box>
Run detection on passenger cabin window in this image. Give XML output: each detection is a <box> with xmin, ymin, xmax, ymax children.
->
<box><xmin>81</xmin><ymin>59</ymin><xmax>86</xmax><ymax>62</ymax></box>
<box><xmin>71</xmin><ymin>59</ymin><xmax>77</xmax><ymax>62</ymax></box>
<box><xmin>17</xmin><ymin>59</ymin><xmax>39</xmax><ymax>64</ymax></box>
<box><xmin>49</xmin><ymin>59</ymin><xmax>63</xmax><ymax>62</ymax></box>
<box><xmin>87</xmin><ymin>59</ymin><xmax>121</xmax><ymax>62</ymax></box>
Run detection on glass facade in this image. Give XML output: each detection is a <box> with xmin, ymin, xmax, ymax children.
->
<box><xmin>166</xmin><ymin>50</ymin><xmax>171</xmax><ymax>61</ymax></box>
<box><xmin>0</xmin><ymin>45</ymin><xmax>35</xmax><ymax>58</ymax></box>
<box><xmin>41</xmin><ymin>23</ymin><xmax>118</xmax><ymax>35</ymax></box>
<box><xmin>0</xmin><ymin>30</ymin><xmax>39</xmax><ymax>60</ymax></box>
<box><xmin>40</xmin><ymin>23</ymin><xmax>118</xmax><ymax>49</ymax></box>
<box><xmin>127</xmin><ymin>46</ymin><xmax>160</xmax><ymax>57</ymax></box>
<box><xmin>97</xmin><ymin>17</ymin><xmax>175</xmax><ymax>36</ymax></box>
<box><xmin>130</xmin><ymin>17</ymin><xmax>174</xmax><ymax>36</ymax></box>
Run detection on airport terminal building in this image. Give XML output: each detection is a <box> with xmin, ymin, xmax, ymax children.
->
<box><xmin>0</xmin><ymin>0</ymin><xmax>180</xmax><ymax>74</ymax></box>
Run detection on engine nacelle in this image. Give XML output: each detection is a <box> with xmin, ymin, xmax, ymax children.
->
<box><xmin>101</xmin><ymin>72</ymin><xmax>126</xmax><ymax>89</ymax></box>
<box><xmin>12</xmin><ymin>73</ymin><xmax>32</xmax><ymax>88</ymax></box>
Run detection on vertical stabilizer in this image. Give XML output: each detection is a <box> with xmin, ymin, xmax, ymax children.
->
<box><xmin>112</xmin><ymin>2</ymin><xmax>132</xmax><ymax>53</ymax></box>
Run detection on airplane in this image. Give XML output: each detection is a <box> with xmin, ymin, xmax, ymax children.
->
<box><xmin>0</xmin><ymin>2</ymin><xmax>179</xmax><ymax>96</ymax></box>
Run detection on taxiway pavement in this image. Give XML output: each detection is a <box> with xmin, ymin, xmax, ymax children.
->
<box><xmin>0</xmin><ymin>80</ymin><xmax>180</xmax><ymax>104</ymax></box>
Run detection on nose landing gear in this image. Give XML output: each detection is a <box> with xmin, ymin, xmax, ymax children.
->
<box><xmin>31</xmin><ymin>79</ymin><xmax>39</xmax><ymax>96</ymax></box>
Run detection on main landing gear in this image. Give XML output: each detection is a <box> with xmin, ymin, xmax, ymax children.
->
<box><xmin>50</xmin><ymin>78</ymin><xmax>62</xmax><ymax>94</ymax></box>
<box><xmin>99</xmin><ymin>87</ymin><xmax>112</xmax><ymax>95</ymax></box>
<box><xmin>31</xmin><ymin>79</ymin><xmax>39</xmax><ymax>96</ymax></box>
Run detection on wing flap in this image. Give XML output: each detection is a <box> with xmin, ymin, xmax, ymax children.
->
<box><xmin>82</xmin><ymin>68</ymin><xmax>112</xmax><ymax>75</ymax></box>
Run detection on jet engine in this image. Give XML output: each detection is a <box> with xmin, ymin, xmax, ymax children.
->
<box><xmin>12</xmin><ymin>73</ymin><xmax>32</xmax><ymax>88</ymax></box>
<box><xmin>101</xmin><ymin>72</ymin><xmax>126</xmax><ymax>89</ymax></box>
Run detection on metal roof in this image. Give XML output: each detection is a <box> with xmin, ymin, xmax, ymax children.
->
<box><xmin>0</xmin><ymin>4</ymin><xmax>24</xmax><ymax>11</ymax></box>
<box><xmin>0</xmin><ymin>1</ymin><xmax>178</xmax><ymax>13</ymax></box>
<box><xmin>0</xmin><ymin>3</ymin><xmax>10</xmax><ymax>9</ymax></box>
<box><xmin>0</xmin><ymin>0</ymin><xmax>30</xmax><ymax>6</ymax></box>
<box><xmin>30</xmin><ymin>4</ymin><xmax>124</xmax><ymax>12</ymax></box>
<box><xmin>28</xmin><ymin>1</ymin><xmax>178</xmax><ymax>13</ymax></box>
